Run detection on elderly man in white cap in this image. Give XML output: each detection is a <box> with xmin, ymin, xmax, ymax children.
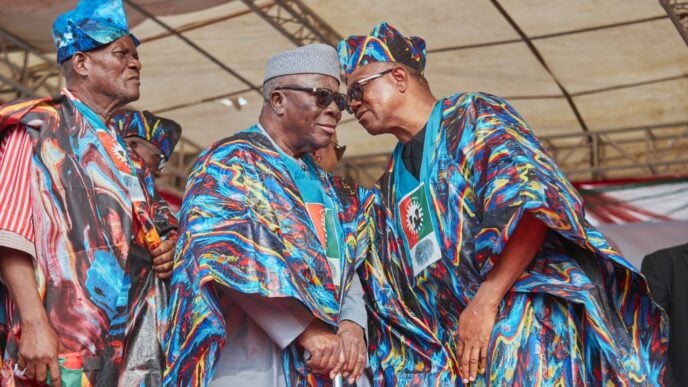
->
<box><xmin>164</xmin><ymin>43</ymin><xmax>371</xmax><ymax>386</ymax></box>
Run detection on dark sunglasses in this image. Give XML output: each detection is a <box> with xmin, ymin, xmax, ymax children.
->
<box><xmin>346</xmin><ymin>69</ymin><xmax>394</xmax><ymax>113</ymax></box>
<box><xmin>332</xmin><ymin>141</ymin><xmax>346</xmax><ymax>161</ymax></box>
<box><xmin>275</xmin><ymin>86</ymin><xmax>348</xmax><ymax>111</ymax></box>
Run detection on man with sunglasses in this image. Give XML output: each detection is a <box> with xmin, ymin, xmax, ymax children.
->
<box><xmin>113</xmin><ymin>110</ymin><xmax>182</xmax><ymax>179</ymax></box>
<box><xmin>0</xmin><ymin>0</ymin><xmax>178</xmax><ymax>385</ymax></box>
<box><xmin>338</xmin><ymin>22</ymin><xmax>668</xmax><ymax>385</ymax></box>
<box><xmin>165</xmin><ymin>43</ymin><xmax>371</xmax><ymax>386</ymax></box>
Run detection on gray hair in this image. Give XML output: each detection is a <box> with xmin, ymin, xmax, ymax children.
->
<box><xmin>262</xmin><ymin>76</ymin><xmax>283</xmax><ymax>102</ymax></box>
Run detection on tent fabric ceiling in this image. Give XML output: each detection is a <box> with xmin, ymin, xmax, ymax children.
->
<box><xmin>0</xmin><ymin>0</ymin><xmax>686</xmax><ymax>160</ymax></box>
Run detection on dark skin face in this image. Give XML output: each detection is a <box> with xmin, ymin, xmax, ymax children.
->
<box><xmin>346</xmin><ymin>62</ymin><xmax>436</xmax><ymax>143</ymax></box>
<box><xmin>124</xmin><ymin>137</ymin><xmax>164</xmax><ymax>178</ymax></box>
<box><xmin>312</xmin><ymin>132</ymin><xmax>339</xmax><ymax>173</ymax></box>
<box><xmin>70</xmin><ymin>35</ymin><xmax>142</xmax><ymax>121</ymax></box>
<box><xmin>346</xmin><ymin>62</ymin><xmax>402</xmax><ymax>136</ymax></box>
<box><xmin>266</xmin><ymin>74</ymin><xmax>342</xmax><ymax>158</ymax></box>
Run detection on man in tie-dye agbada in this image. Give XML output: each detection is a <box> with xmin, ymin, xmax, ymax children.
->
<box><xmin>164</xmin><ymin>44</ymin><xmax>372</xmax><ymax>386</ymax></box>
<box><xmin>338</xmin><ymin>22</ymin><xmax>669</xmax><ymax>386</ymax></box>
<box><xmin>0</xmin><ymin>1</ymin><xmax>177</xmax><ymax>385</ymax></box>
<box><xmin>112</xmin><ymin>110</ymin><xmax>182</xmax><ymax>179</ymax></box>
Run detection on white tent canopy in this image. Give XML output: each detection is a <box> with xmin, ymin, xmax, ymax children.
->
<box><xmin>1</xmin><ymin>0</ymin><xmax>687</xmax><ymax>184</ymax></box>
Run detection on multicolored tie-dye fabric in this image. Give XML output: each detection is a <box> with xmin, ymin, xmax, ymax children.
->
<box><xmin>362</xmin><ymin>92</ymin><xmax>669</xmax><ymax>386</ymax></box>
<box><xmin>338</xmin><ymin>22</ymin><xmax>426</xmax><ymax>76</ymax></box>
<box><xmin>0</xmin><ymin>89</ymin><xmax>177</xmax><ymax>386</ymax></box>
<box><xmin>163</xmin><ymin>127</ymin><xmax>374</xmax><ymax>386</ymax></box>
<box><xmin>52</xmin><ymin>0</ymin><xmax>139</xmax><ymax>64</ymax></box>
<box><xmin>112</xmin><ymin>110</ymin><xmax>181</xmax><ymax>159</ymax></box>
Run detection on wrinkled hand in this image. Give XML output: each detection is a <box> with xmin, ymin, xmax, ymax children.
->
<box><xmin>17</xmin><ymin>319</ymin><xmax>63</xmax><ymax>387</ymax></box>
<box><xmin>297</xmin><ymin>319</ymin><xmax>345</xmax><ymax>379</ymax></box>
<box><xmin>456</xmin><ymin>301</ymin><xmax>497</xmax><ymax>384</ymax></box>
<box><xmin>151</xmin><ymin>238</ymin><xmax>176</xmax><ymax>279</ymax></box>
<box><xmin>337</xmin><ymin>320</ymin><xmax>367</xmax><ymax>384</ymax></box>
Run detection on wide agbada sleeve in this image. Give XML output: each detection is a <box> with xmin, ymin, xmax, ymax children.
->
<box><xmin>464</xmin><ymin>93</ymin><xmax>591</xmax><ymax>273</ymax></box>
<box><xmin>463</xmin><ymin>93</ymin><xmax>668</xmax><ymax>380</ymax></box>
<box><xmin>163</xmin><ymin>144</ymin><xmax>267</xmax><ymax>385</ymax></box>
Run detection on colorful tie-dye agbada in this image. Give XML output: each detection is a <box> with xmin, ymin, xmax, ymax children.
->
<box><xmin>0</xmin><ymin>90</ymin><xmax>177</xmax><ymax>386</ymax></box>
<box><xmin>163</xmin><ymin>128</ymin><xmax>375</xmax><ymax>386</ymax></box>
<box><xmin>362</xmin><ymin>92</ymin><xmax>669</xmax><ymax>386</ymax></box>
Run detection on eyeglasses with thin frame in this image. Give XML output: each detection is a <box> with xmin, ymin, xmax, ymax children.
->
<box><xmin>133</xmin><ymin>138</ymin><xmax>168</xmax><ymax>172</ymax></box>
<box><xmin>346</xmin><ymin>68</ymin><xmax>394</xmax><ymax>113</ymax></box>
<box><xmin>275</xmin><ymin>86</ymin><xmax>348</xmax><ymax>111</ymax></box>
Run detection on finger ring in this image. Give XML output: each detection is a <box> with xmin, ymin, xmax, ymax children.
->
<box><xmin>13</xmin><ymin>364</ymin><xmax>26</xmax><ymax>378</ymax></box>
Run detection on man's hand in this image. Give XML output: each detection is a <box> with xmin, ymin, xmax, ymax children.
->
<box><xmin>456</xmin><ymin>301</ymin><xmax>497</xmax><ymax>384</ymax></box>
<box><xmin>337</xmin><ymin>320</ymin><xmax>367</xmax><ymax>384</ymax></box>
<box><xmin>455</xmin><ymin>211</ymin><xmax>547</xmax><ymax>383</ymax></box>
<box><xmin>0</xmin><ymin>248</ymin><xmax>63</xmax><ymax>386</ymax></box>
<box><xmin>297</xmin><ymin>319</ymin><xmax>345</xmax><ymax>380</ymax></box>
<box><xmin>151</xmin><ymin>238</ymin><xmax>176</xmax><ymax>279</ymax></box>
<box><xmin>17</xmin><ymin>318</ymin><xmax>62</xmax><ymax>387</ymax></box>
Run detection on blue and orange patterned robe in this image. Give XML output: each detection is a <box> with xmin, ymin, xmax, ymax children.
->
<box><xmin>362</xmin><ymin>92</ymin><xmax>669</xmax><ymax>386</ymax></box>
<box><xmin>0</xmin><ymin>90</ymin><xmax>177</xmax><ymax>386</ymax></box>
<box><xmin>163</xmin><ymin>127</ymin><xmax>375</xmax><ymax>386</ymax></box>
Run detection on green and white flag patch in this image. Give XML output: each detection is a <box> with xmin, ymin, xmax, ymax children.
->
<box><xmin>306</xmin><ymin>203</ymin><xmax>341</xmax><ymax>287</ymax></box>
<box><xmin>398</xmin><ymin>183</ymin><xmax>441</xmax><ymax>276</ymax></box>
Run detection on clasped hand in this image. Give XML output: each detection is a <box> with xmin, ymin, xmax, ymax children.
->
<box><xmin>297</xmin><ymin>319</ymin><xmax>367</xmax><ymax>383</ymax></box>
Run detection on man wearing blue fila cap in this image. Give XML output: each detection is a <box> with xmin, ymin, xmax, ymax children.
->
<box><xmin>0</xmin><ymin>0</ymin><xmax>177</xmax><ymax>385</ymax></box>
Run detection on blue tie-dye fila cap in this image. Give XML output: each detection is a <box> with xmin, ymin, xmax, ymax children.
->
<box><xmin>52</xmin><ymin>0</ymin><xmax>140</xmax><ymax>64</ymax></box>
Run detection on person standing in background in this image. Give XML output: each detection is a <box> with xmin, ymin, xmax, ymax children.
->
<box><xmin>642</xmin><ymin>242</ymin><xmax>688</xmax><ymax>386</ymax></box>
<box><xmin>113</xmin><ymin>110</ymin><xmax>182</xmax><ymax>179</ymax></box>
